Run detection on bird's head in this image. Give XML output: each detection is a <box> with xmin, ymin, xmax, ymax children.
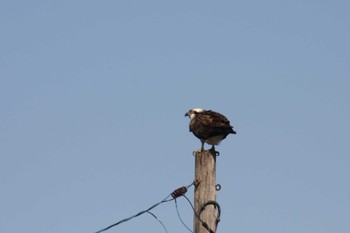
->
<box><xmin>185</xmin><ymin>108</ymin><xmax>204</xmax><ymax>119</ymax></box>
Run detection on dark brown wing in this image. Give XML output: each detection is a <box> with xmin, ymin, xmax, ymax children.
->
<box><xmin>190</xmin><ymin>110</ymin><xmax>236</xmax><ymax>140</ymax></box>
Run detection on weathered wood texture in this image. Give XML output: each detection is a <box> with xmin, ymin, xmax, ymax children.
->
<box><xmin>194</xmin><ymin>150</ymin><xmax>217</xmax><ymax>233</ymax></box>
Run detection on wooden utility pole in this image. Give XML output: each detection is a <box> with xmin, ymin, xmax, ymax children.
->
<box><xmin>194</xmin><ymin>150</ymin><xmax>217</xmax><ymax>233</ymax></box>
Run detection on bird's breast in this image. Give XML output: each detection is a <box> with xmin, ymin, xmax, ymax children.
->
<box><xmin>205</xmin><ymin>135</ymin><xmax>225</xmax><ymax>145</ymax></box>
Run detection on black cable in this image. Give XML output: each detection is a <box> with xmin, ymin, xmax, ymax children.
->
<box><xmin>199</xmin><ymin>200</ymin><xmax>221</xmax><ymax>233</ymax></box>
<box><xmin>183</xmin><ymin>195</ymin><xmax>217</xmax><ymax>233</ymax></box>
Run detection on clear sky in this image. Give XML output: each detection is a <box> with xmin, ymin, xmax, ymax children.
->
<box><xmin>1</xmin><ymin>1</ymin><xmax>349</xmax><ymax>233</ymax></box>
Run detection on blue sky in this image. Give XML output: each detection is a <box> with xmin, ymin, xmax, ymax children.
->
<box><xmin>1</xmin><ymin>1</ymin><xmax>349</xmax><ymax>233</ymax></box>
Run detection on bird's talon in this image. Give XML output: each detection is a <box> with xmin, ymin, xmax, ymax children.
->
<box><xmin>208</xmin><ymin>147</ymin><xmax>220</xmax><ymax>156</ymax></box>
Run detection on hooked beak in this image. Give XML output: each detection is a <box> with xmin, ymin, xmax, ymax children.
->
<box><xmin>184</xmin><ymin>112</ymin><xmax>189</xmax><ymax>117</ymax></box>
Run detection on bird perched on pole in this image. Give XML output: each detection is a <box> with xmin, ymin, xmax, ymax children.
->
<box><xmin>185</xmin><ymin>108</ymin><xmax>236</xmax><ymax>152</ymax></box>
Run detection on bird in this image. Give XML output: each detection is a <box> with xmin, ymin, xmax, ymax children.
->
<box><xmin>185</xmin><ymin>108</ymin><xmax>236</xmax><ymax>152</ymax></box>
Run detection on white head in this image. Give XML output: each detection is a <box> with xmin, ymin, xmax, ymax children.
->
<box><xmin>185</xmin><ymin>108</ymin><xmax>204</xmax><ymax>120</ymax></box>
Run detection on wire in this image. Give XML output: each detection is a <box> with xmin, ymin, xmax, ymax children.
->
<box><xmin>146</xmin><ymin>211</ymin><xmax>168</xmax><ymax>233</ymax></box>
<box><xmin>95</xmin><ymin>194</ymin><xmax>173</xmax><ymax>233</ymax></box>
<box><xmin>94</xmin><ymin>182</ymin><xmax>194</xmax><ymax>233</ymax></box>
<box><xmin>94</xmin><ymin>182</ymin><xmax>200</xmax><ymax>233</ymax></box>
<box><xmin>175</xmin><ymin>198</ymin><xmax>193</xmax><ymax>233</ymax></box>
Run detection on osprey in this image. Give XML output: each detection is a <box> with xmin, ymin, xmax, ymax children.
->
<box><xmin>185</xmin><ymin>108</ymin><xmax>236</xmax><ymax>152</ymax></box>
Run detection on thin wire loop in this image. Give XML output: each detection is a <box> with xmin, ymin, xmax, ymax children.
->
<box><xmin>175</xmin><ymin>198</ymin><xmax>193</xmax><ymax>233</ymax></box>
<box><xmin>147</xmin><ymin>211</ymin><xmax>168</xmax><ymax>233</ymax></box>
